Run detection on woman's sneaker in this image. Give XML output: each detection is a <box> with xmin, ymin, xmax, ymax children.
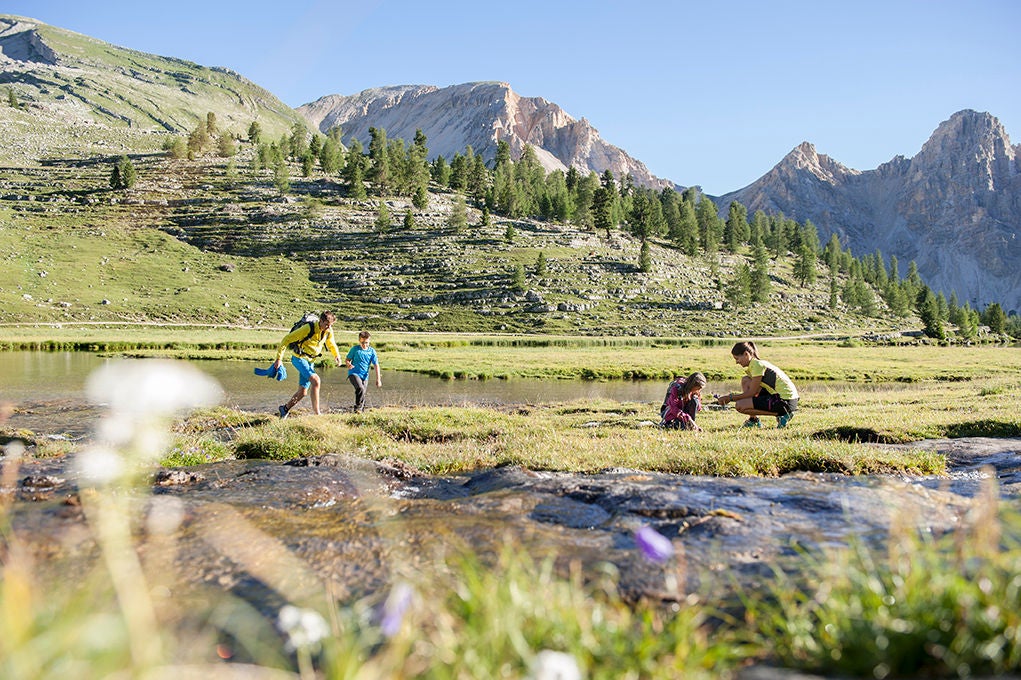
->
<box><xmin>742</xmin><ymin>417</ymin><xmax>762</xmax><ymax>428</ymax></box>
<box><xmin>777</xmin><ymin>412</ymin><xmax>794</xmax><ymax>428</ymax></box>
<box><xmin>278</xmin><ymin>405</ymin><xmax>289</xmax><ymax>419</ymax></box>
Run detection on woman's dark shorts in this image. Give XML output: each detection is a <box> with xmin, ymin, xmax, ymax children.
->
<box><xmin>752</xmin><ymin>392</ymin><xmax>798</xmax><ymax>415</ymax></box>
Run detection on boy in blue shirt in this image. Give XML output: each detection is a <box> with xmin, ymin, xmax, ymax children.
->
<box><xmin>345</xmin><ymin>330</ymin><xmax>382</xmax><ymax>412</ymax></box>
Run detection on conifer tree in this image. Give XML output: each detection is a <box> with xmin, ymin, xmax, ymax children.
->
<box><xmin>224</xmin><ymin>158</ymin><xmax>237</xmax><ymax>188</ymax></box>
<box><xmin>375</xmin><ymin>201</ymin><xmax>391</xmax><ymax>233</ymax></box>
<box><xmin>289</xmin><ymin>122</ymin><xmax>309</xmax><ymax>160</ymax></box>
<box><xmin>726</xmin><ymin>263</ymin><xmax>752</xmax><ymax>308</ymax></box>
<box><xmin>593</xmin><ymin>170</ymin><xmax>617</xmax><ymax>238</ymax></box>
<box><xmin>431</xmin><ymin>155</ymin><xmax>451</xmax><ymax>186</ymax></box>
<box><xmin>511</xmin><ymin>263</ymin><xmax>527</xmax><ymax>293</ymax></box>
<box><xmin>639</xmin><ymin>239</ymin><xmax>652</xmax><ymax>273</ymax></box>
<box><xmin>724</xmin><ymin>201</ymin><xmax>750</xmax><ymax>252</ymax></box>
<box><xmin>368</xmin><ymin>127</ymin><xmax>391</xmax><ymax>194</ymax></box>
<box><xmin>412</xmin><ymin>185</ymin><xmax>429</xmax><ymax>210</ymax></box>
<box><xmin>273</xmin><ymin>155</ymin><xmax>290</xmax><ymax>193</ymax></box>
<box><xmin>448</xmin><ymin>194</ymin><xmax>468</xmax><ymax>231</ymax></box>
<box><xmin>982</xmin><ymin>302</ymin><xmax>1007</xmax><ymax>334</ymax></box>
<box><xmin>536</xmin><ymin>251</ymin><xmax>548</xmax><ymax>277</ymax></box>
<box><xmin>695</xmin><ymin>197</ymin><xmax>722</xmax><ymax>255</ymax></box>
<box><xmin>7</xmin><ymin>87</ymin><xmax>19</xmax><ymax>109</ymax></box>
<box><xmin>344</xmin><ymin>138</ymin><xmax>368</xmax><ymax>199</ymax></box>
<box><xmin>403</xmin><ymin>209</ymin><xmax>415</xmax><ymax>230</ymax></box>
<box><xmin>217</xmin><ymin>133</ymin><xmax>237</xmax><ymax>158</ymax></box>
<box><xmin>919</xmin><ymin>288</ymin><xmax>946</xmax><ymax>340</ymax></box>
<box><xmin>110</xmin><ymin>156</ymin><xmax>136</xmax><ymax>190</ymax></box>
<box><xmin>504</xmin><ymin>222</ymin><xmax>515</xmax><ymax>242</ymax></box>
<box><xmin>164</xmin><ymin>136</ymin><xmax>187</xmax><ymax>159</ymax></box>
<box><xmin>319</xmin><ymin>136</ymin><xmax>343</xmax><ymax>175</ymax></box>
<box><xmin>188</xmin><ymin>124</ymin><xmax>210</xmax><ymax>155</ymax></box>
<box><xmin>301</xmin><ymin>152</ymin><xmax>315</xmax><ymax>177</ymax></box>
<box><xmin>676</xmin><ymin>200</ymin><xmax>699</xmax><ymax>256</ymax></box>
<box><xmin>119</xmin><ymin>156</ymin><xmax>136</xmax><ymax>188</ymax></box>
<box><xmin>247</xmin><ymin>121</ymin><xmax>262</xmax><ymax>144</ymax></box>
<box><xmin>751</xmin><ymin>238</ymin><xmax>771</xmax><ymax>302</ymax></box>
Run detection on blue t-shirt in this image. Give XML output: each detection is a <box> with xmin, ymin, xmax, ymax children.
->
<box><xmin>346</xmin><ymin>345</ymin><xmax>378</xmax><ymax>381</ymax></box>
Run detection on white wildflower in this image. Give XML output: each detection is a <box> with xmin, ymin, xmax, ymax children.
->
<box><xmin>75</xmin><ymin>445</ymin><xmax>125</xmax><ymax>486</ymax></box>
<box><xmin>146</xmin><ymin>496</ymin><xmax>186</xmax><ymax>535</ymax></box>
<box><xmin>278</xmin><ymin>605</ymin><xmax>330</xmax><ymax>652</ymax></box>
<box><xmin>86</xmin><ymin>359</ymin><xmax>222</xmax><ymax>417</ymax></box>
<box><xmin>530</xmin><ymin>650</ymin><xmax>582</xmax><ymax>680</ymax></box>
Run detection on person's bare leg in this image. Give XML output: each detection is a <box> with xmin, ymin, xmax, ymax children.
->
<box><xmin>284</xmin><ymin>386</ymin><xmax>307</xmax><ymax>412</ymax></box>
<box><xmin>309</xmin><ymin>374</ymin><xmax>322</xmax><ymax>415</ymax></box>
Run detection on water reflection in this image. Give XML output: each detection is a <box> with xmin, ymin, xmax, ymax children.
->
<box><xmin>1</xmin><ymin>351</ymin><xmax>907</xmax><ymax>437</ymax></box>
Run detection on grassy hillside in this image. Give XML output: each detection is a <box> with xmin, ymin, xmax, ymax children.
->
<box><xmin>0</xmin><ymin>14</ymin><xmax>305</xmax><ymax>165</ymax></box>
<box><xmin>0</xmin><ymin>141</ymin><xmax>915</xmax><ymax>336</ymax></box>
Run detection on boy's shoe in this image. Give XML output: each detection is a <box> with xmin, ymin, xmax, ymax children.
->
<box><xmin>742</xmin><ymin>417</ymin><xmax>762</xmax><ymax>428</ymax></box>
<box><xmin>777</xmin><ymin>412</ymin><xmax>794</xmax><ymax>428</ymax></box>
<box><xmin>278</xmin><ymin>405</ymin><xmax>289</xmax><ymax>419</ymax></box>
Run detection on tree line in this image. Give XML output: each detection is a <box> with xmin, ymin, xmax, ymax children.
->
<box><xmin>152</xmin><ymin>113</ymin><xmax>1020</xmax><ymax>340</ymax></box>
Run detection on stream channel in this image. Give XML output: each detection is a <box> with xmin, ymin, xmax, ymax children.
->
<box><xmin>3</xmin><ymin>351</ymin><xmax>1021</xmax><ymax>639</ymax></box>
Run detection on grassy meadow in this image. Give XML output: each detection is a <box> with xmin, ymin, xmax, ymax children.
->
<box><xmin>3</xmin><ymin>333</ymin><xmax>1021</xmax><ymax>678</ymax></box>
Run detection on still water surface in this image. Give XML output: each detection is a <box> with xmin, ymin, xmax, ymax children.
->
<box><xmin>2</xmin><ymin>351</ymin><xmax>707</xmax><ymax>436</ymax></box>
<box><xmin>1</xmin><ymin>351</ymin><xmax>888</xmax><ymax>437</ymax></box>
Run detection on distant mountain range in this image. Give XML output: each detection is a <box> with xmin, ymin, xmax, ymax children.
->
<box><xmin>2</xmin><ymin>14</ymin><xmax>1019</xmax><ymax>314</ymax></box>
<box><xmin>297</xmin><ymin>82</ymin><xmax>674</xmax><ymax>191</ymax></box>
<box><xmin>718</xmin><ymin>110</ymin><xmax>1021</xmax><ymax>313</ymax></box>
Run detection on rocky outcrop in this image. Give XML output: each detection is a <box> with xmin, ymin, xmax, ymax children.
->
<box><xmin>0</xmin><ymin>18</ymin><xmax>58</xmax><ymax>65</ymax></box>
<box><xmin>298</xmin><ymin>81</ymin><xmax>675</xmax><ymax>190</ymax></box>
<box><xmin>718</xmin><ymin>110</ymin><xmax>1021</xmax><ymax>312</ymax></box>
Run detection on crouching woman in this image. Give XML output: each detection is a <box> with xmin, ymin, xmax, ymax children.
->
<box><xmin>716</xmin><ymin>341</ymin><xmax>798</xmax><ymax>428</ymax></box>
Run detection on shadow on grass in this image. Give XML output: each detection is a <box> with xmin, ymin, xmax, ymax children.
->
<box><xmin>943</xmin><ymin>420</ymin><xmax>1021</xmax><ymax>438</ymax></box>
<box><xmin>812</xmin><ymin>426</ymin><xmax>901</xmax><ymax>444</ymax></box>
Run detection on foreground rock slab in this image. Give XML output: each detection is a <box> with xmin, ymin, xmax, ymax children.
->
<box><xmin>3</xmin><ymin>438</ymin><xmax>1020</xmax><ymax>611</ymax></box>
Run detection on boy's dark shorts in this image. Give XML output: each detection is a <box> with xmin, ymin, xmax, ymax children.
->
<box><xmin>752</xmin><ymin>393</ymin><xmax>798</xmax><ymax>415</ymax></box>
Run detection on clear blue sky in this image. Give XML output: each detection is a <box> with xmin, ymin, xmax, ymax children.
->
<box><xmin>7</xmin><ymin>0</ymin><xmax>1020</xmax><ymax>195</ymax></box>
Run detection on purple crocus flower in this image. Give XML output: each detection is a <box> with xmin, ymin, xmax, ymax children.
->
<box><xmin>635</xmin><ymin>525</ymin><xmax>674</xmax><ymax>563</ymax></box>
<box><xmin>380</xmin><ymin>581</ymin><xmax>414</xmax><ymax>637</ymax></box>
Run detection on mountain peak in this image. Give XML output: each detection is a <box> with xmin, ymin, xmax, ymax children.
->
<box><xmin>298</xmin><ymin>81</ymin><xmax>674</xmax><ymax>190</ymax></box>
<box><xmin>772</xmin><ymin>140</ymin><xmax>856</xmax><ymax>184</ymax></box>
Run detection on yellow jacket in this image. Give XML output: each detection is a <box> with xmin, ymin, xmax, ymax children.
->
<box><xmin>276</xmin><ymin>322</ymin><xmax>341</xmax><ymax>364</ymax></box>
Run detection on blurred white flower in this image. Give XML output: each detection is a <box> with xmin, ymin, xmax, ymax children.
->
<box><xmin>530</xmin><ymin>650</ymin><xmax>582</xmax><ymax>680</ymax></box>
<box><xmin>86</xmin><ymin>359</ymin><xmax>222</xmax><ymax>417</ymax></box>
<box><xmin>146</xmin><ymin>496</ymin><xmax>186</xmax><ymax>535</ymax></box>
<box><xmin>3</xmin><ymin>440</ymin><xmax>26</xmax><ymax>460</ymax></box>
<box><xmin>278</xmin><ymin>605</ymin><xmax>330</xmax><ymax>652</ymax></box>
<box><xmin>76</xmin><ymin>445</ymin><xmax>125</xmax><ymax>486</ymax></box>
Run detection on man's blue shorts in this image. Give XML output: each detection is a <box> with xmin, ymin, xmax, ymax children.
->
<box><xmin>290</xmin><ymin>356</ymin><xmax>316</xmax><ymax>389</ymax></box>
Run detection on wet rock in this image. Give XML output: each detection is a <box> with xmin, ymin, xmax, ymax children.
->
<box><xmin>3</xmin><ymin>438</ymin><xmax>1020</xmax><ymax>616</ymax></box>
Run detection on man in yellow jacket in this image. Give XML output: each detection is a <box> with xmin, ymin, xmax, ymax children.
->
<box><xmin>272</xmin><ymin>311</ymin><xmax>342</xmax><ymax>417</ymax></box>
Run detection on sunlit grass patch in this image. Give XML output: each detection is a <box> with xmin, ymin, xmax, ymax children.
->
<box><xmin>745</xmin><ymin>483</ymin><xmax>1021</xmax><ymax>678</ymax></box>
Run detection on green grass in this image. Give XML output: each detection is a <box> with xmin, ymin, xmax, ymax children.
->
<box><xmin>746</xmin><ymin>485</ymin><xmax>1021</xmax><ymax>677</ymax></box>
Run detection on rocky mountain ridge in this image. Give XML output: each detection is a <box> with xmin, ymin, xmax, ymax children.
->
<box><xmin>718</xmin><ymin>110</ymin><xmax>1021</xmax><ymax>313</ymax></box>
<box><xmin>0</xmin><ymin>14</ymin><xmax>305</xmax><ymax>164</ymax></box>
<box><xmin>298</xmin><ymin>82</ymin><xmax>675</xmax><ymax>191</ymax></box>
